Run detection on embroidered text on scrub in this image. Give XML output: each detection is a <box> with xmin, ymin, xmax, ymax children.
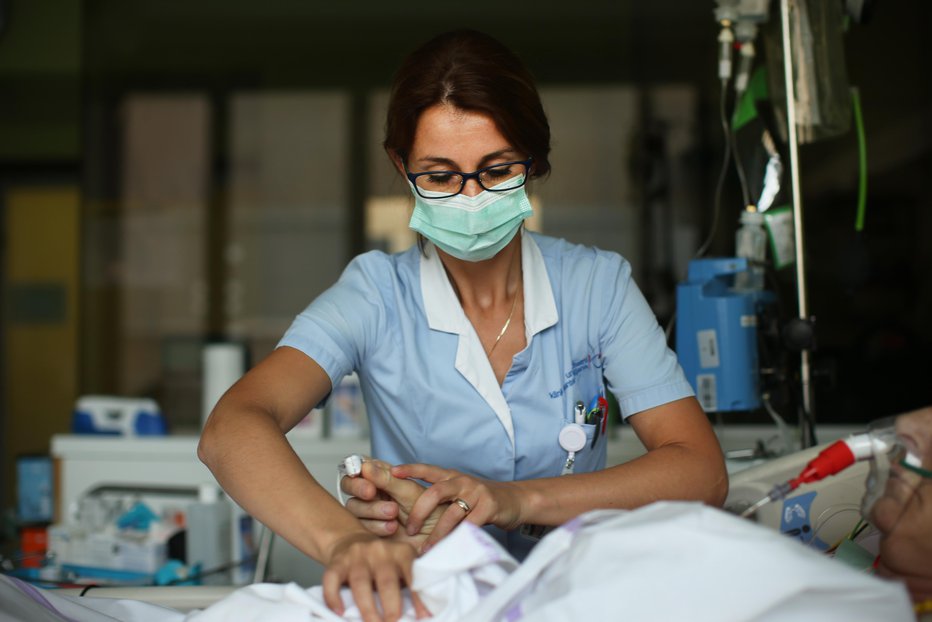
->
<box><xmin>549</xmin><ymin>352</ymin><xmax>604</xmax><ymax>398</ymax></box>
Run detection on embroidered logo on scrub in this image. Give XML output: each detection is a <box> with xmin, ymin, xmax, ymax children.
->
<box><xmin>549</xmin><ymin>352</ymin><xmax>604</xmax><ymax>398</ymax></box>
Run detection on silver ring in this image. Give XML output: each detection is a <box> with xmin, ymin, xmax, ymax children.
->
<box><xmin>454</xmin><ymin>498</ymin><xmax>471</xmax><ymax>514</ymax></box>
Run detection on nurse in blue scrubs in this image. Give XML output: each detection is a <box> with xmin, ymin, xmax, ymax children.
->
<box><xmin>198</xmin><ymin>29</ymin><xmax>727</xmax><ymax>622</ymax></box>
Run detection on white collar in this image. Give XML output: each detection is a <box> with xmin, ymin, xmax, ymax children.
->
<box><xmin>419</xmin><ymin>231</ymin><xmax>558</xmax><ymax>449</ymax></box>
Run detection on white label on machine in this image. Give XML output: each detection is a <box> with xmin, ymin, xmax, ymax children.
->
<box><xmin>697</xmin><ymin>374</ymin><xmax>717</xmax><ymax>412</ymax></box>
<box><xmin>740</xmin><ymin>314</ymin><xmax>757</xmax><ymax>327</ymax></box>
<box><xmin>696</xmin><ymin>329</ymin><xmax>720</xmax><ymax>368</ymax></box>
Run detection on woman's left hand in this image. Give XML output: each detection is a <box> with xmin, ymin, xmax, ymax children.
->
<box><xmin>390</xmin><ymin>463</ymin><xmax>523</xmax><ymax>553</ymax></box>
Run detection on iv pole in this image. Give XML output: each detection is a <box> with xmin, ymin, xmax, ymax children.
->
<box><xmin>779</xmin><ymin>0</ymin><xmax>816</xmax><ymax>448</ymax></box>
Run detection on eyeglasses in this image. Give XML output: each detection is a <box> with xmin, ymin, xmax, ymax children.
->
<box><xmin>405</xmin><ymin>158</ymin><xmax>533</xmax><ymax>199</ymax></box>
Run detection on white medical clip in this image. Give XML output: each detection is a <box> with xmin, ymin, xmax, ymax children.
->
<box><xmin>336</xmin><ymin>454</ymin><xmax>365</xmax><ymax>506</ymax></box>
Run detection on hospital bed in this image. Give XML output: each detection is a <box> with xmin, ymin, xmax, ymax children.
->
<box><xmin>53</xmin><ymin>585</ymin><xmax>238</xmax><ymax>613</ymax></box>
<box><xmin>726</xmin><ymin>441</ymin><xmax>873</xmax><ymax>551</ymax></box>
<box><xmin>18</xmin><ymin>428</ymin><xmax>879</xmax><ymax>618</ymax></box>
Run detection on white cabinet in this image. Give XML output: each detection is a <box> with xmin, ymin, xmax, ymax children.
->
<box><xmin>51</xmin><ymin>434</ymin><xmax>368</xmax><ymax>585</ymax></box>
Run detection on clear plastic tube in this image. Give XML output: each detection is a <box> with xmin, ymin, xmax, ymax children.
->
<box><xmin>741</xmin><ymin>417</ymin><xmax>914</xmax><ymax>520</ymax></box>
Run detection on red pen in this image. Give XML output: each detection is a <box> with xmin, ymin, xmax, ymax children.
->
<box><xmin>598</xmin><ymin>396</ymin><xmax>609</xmax><ymax>434</ymax></box>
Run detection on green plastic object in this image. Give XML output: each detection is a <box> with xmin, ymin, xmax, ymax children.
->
<box><xmin>732</xmin><ymin>67</ymin><xmax>770</xmax><ymax>132</ymax></box>
<box><xmin>851</xmin><ymin>87</ymin><xmax>868</xmax><ymax>232</ymax></box>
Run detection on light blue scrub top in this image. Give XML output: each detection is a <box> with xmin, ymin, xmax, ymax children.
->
<box><xmin>278</xmin><ymin>231</ymin><xmax>694</xmax><ymax>558</ymax></box>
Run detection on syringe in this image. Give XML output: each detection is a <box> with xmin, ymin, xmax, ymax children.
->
<box><xmin>740</xmin><ymin>433</ymin><xmax>886</xmax><ymax>519</ymax></box>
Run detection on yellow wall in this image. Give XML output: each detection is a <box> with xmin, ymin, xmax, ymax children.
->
<box><xmin>3</xmin><ymin>187</ymin><xmax>80</xmax><ymax>509</ymax></box>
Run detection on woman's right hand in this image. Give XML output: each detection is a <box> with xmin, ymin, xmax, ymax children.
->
<box><xmin>323</xmin><ymin>532</ymin><xmax>429</xmax><ymax>622</ymax></box>
<box><xmin>341</xmin><ymin>459</ymin><xmax>449</xmax><ymax>551</ymax></box>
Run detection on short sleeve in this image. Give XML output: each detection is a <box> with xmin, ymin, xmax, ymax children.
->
<box><xmin>597</xmin><ymin>255</ymin><xmax>694</xmax><ymax>417</ymax></box>
<box><xmin>277</xmin><ymin>253</ymin><xmax>388</xmax><ymax>389</ymax></box>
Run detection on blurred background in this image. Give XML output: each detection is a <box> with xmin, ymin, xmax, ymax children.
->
<box><xmin>0</xmin><ymin>0</ymin><xmax>930</xmax><ymax>572</ymax></box>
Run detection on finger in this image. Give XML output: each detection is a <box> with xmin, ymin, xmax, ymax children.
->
<box><xmin>363</xmin><ymin>461</ymin><xmax>423</xmax><ymax>499</ymax></box>
<box><xmin>373</xmin><ymin>474</ymin><xmax>428</xmax><ymax>514</ymax></box>
<box><xmin>361</xmin><ymin>460</ymin><xmax>396</xmax><ymax>489</ymax></box>
<box><xmin>342</xmin><ymin>474</ymin><xmax>377</xmax><ymax>501</ymax></box>
<box><xmin>346</xmin><ymin>496</ymin><xmax>400</xmax><ymax>521</ymax></box>
<box><xmin>406</xmin><ymin>483</ymin><xmax>451</xmax><ymax>535</ymax></box>
<box><xmin>391</xmin><ymin>463</ymin><xmax>449</xmax><ymax>483</ymax></box>
<box><xmin>420</xmin><ymin>503</ymin><xmax>470</xmax><ymax>551</ymax></box>
<box><xmin>322</xmin><ymin>567</ymin><xmax>346</xmax><ymax>616</ymax></box>
<box><xmin>398</xmin><ymin>551</ymin><xmax>430</xmax><ymax>619</ymax></box>
<box><xmin>373</xmin><ymin>568</ymin><xmax>403</xmax><ymax>622</ymax></box>
<box><xmin>359</xmin><ymin>517</ymin><xmax>400</xmax><ymax>537</ymax></box>
<box><xmin>411</xmin><ymin>590</ymin><xmax>432</xmax><ymax>620</ymax></box>
<box><xmin>349</xmin><ymin>568</ymin><xmax>382</xmax><ymax>622</ymax></box>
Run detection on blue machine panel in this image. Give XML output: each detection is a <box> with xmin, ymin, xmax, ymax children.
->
<box><xmin>676</xmin><ymin>258</ymin><xmax>768</xmax><ymax>413</ymax></box>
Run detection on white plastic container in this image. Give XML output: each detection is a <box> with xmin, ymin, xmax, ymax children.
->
<box><xmin>186</xmin><ymin>485</ymin><xmax>232</xmax><ymax>585</ymax></box>
<box><xmin>734</xmin><ymin>207</ymin><xmax>767</xmax><ymax>291</ymax></box>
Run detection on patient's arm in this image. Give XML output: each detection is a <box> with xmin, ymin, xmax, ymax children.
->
<box><xmin>346</xmin><ymin>459</ymin><xmax>448</xmax><ymax>551</ymax></box>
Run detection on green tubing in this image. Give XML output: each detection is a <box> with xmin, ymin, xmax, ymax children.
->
<box><xmin>852</xmin><ymin>87</ymin><xmax>868</xmax><ymax>232</ymax></box>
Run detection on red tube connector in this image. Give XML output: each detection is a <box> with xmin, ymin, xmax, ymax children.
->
<box><xmin>791</xmin><ymin>440</ymin><xmax>857</xmax><ymax>488</ymax></box>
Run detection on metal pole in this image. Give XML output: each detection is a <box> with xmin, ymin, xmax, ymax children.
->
<box><xmin>253</xmin><ymin>523</ymin><xmax>275</xmax><ymax>584</ymax></box>
<box><xmin>780</xmin><ymin>0</ymin><xmax>815</xmax><ymax>447</ymax></box>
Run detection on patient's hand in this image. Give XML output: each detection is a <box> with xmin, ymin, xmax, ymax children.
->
<box><xmin>341</xmin><ymin>458</ymin><xmax>448</xmax><ymax>552</ymax></box>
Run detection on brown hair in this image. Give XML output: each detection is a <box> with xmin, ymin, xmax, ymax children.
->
<box><xmin>384</xmin><ymin>29</ymin><xmax>551</xmax><ymax>178</ymax></box>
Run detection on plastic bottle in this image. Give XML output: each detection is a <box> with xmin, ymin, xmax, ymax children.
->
<box><xmin>187</xmin><ymin>484</ymin><xmax>231</xmax><ymax>584</ymax></box>
<box><xmin>734</xmin><ymin>206</ymin><xmax>767</xmax><ymax>291</ymax></box>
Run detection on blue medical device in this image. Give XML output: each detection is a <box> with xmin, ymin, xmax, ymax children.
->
<box><xmin>676</xmin><ymin>257</ymin><xmax>771</xmax><ymax>413</ymax></box>
<box><xmin>72</xmin><ymin>396</ymin><xmax>167</xmax><ymax>436</ymax></box>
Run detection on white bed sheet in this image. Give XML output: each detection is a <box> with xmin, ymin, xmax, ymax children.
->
<box><xmin>2</xmin><ymin>502</ymin><xmax>915</xmax><ymax>622</ymax></box>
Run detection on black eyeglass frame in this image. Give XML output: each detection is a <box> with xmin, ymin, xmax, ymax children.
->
<box><xmin>404</xmin><ymin>158</ymin><xmax>534</xmax><ymax>199</ymax></box>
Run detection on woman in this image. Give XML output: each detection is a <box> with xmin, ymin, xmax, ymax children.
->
<box><xmin>198</xmin><ymin>29</ymin><xmax>726</xmax><ymax>622</ymax></box>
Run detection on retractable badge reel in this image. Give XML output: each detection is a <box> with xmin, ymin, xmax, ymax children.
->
<box><xmin>560</xmin><ymin>424</ymin><xmax>587</xmax><ymax>475</ymax></box>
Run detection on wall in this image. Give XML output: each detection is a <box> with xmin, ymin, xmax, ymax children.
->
<box><xmin>0</xmin><ymin>1</ymin><xmax>82</xmax><ymax>161</ymax></box>
<box><xmin>2</xmin><ymin>187</ymin><xmax>80</xmax><ymax>511</ymax></box>
<box><xmin>1</xmin><ymin>0</ymin><xmax>931</xmax><ymax>515</ymax></box>
<box><xmin>0</xmin><ymin>1</ymin><xmax>83</xmax><ymax>510</ymax></box>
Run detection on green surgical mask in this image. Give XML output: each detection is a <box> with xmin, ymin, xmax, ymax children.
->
<box><xmin>408</xmin><ymin>177</ymin><xmax>533</xmax><ymax>262</ymax></box>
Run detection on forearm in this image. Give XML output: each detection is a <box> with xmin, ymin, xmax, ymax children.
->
<box><xmin>510</xmin><ymin>441</ymin><xmax>728</xmax><ymax>528</ymax></box>
<box><xmin>198</xmin><ymin>401</ymin><xmax>369</xmax><ymax>564</ymax></box>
